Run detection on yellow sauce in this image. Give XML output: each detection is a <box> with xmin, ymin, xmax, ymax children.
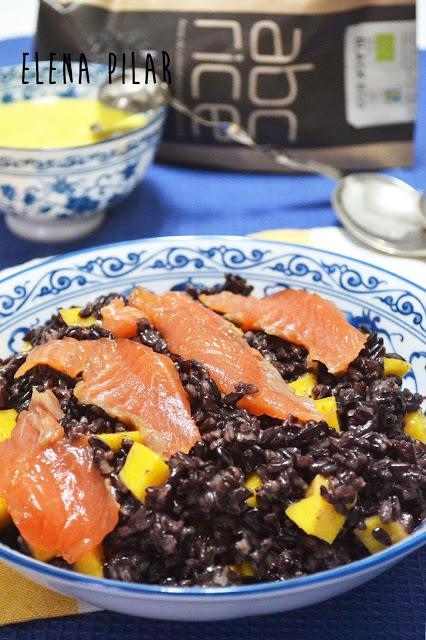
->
<box><xmin>0</xmin><ymin>97</ymin><xmax>146</xmax><ymax>149</ymax></box>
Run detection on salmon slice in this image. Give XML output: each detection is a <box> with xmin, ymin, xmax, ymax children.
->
<box><xmin>16</xmin><ymin>338</ymin><xmax>199</xmax><ymax>457</ymax></box>
<box><xmin>0</xmin><ymin>390</ymin><xmax>119</xmax><ymax>563</ymax></box>
<box><xmin>128</xmin><ymin>288</ymin><xmax>320</xmax><ymax>422</ymax></box>
<box><xmin>200</xmin><ymin>289</ymin><xmax>367</xmax><ymax>374</ymax></box>
<box><xmin>6</xmin><ymin>440</ymin><xmax>119</xmax><ymax>564</ymax></box>
<box><xmin>101</xmin><ymin>298</ymin><xmax>143</xmax><ymax>338</ymax></box>
<box><xmin>0</xmin><ymin>389</ymin><xmax>64</xmax><ymax>496</ymax></box>
<box><xmin>74</xmin><ymin>339</ymin><xmax>199</xmax><ymax>456</ymax></box>
<box><xmin>15</xmin><ymin>337</ymin><xmax>93</xmax><ymax>379</ymax></box>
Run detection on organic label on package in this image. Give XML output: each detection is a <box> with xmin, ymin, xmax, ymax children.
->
<box><xmin>344</xmin><ymin>20</ymin><xmax>416</xmax><ymax>128</ymax></box>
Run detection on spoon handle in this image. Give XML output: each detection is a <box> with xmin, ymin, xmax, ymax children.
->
<box><xmin>170</xmin><ymin>98</ymin><xmax>343</xmax><ymax>181</ymax></box>
<box><xmin>269</xmin><ymin>149</ymin><xmax>343</xmax><ymax>181</ymax></box>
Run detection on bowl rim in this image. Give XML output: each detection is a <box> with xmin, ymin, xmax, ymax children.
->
<box><xmin>0</xmin><ymin>234</ymin><xmax>424</xmax><ymax>597</ymax></box>
<box><xmin>1</xmin><ymin>234</ymin><xmax>425</xmax><ymax>297</ymax></box>
<box><xmin>0</xmin><ymin>62</ymin><xmax>167</xmax><ymax>154</ymax></box>
<box><xmin>0</xmin><ymin>527</ymin><xmax>424</xmax><ymax>596</ymax></box>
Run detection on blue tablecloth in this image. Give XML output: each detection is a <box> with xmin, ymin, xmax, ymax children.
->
<box><xmin>0</xmin><ymin>37</ymin><xmax>425</xmax><ymax>640</ymax></box>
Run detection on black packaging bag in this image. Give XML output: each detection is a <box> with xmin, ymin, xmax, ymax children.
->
<box><xmin>36</xmin><ymin>0</ymin><xmax>417</xmax><ymax>171</ymax></box>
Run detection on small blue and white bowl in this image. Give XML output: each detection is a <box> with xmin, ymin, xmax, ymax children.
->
<box><xmin>0</xmin><ymin>63</ymin><xmax>166</xmax><ymax>242</ymax></box>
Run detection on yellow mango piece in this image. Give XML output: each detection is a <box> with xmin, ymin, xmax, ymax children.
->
<box><xmin>119</xmin><ymin>442</ymin><xmax>169</xmax><ymax>502</ymax></box>
<box><xmin>96</xmin><ymin>431</ymin><xmax>143</xmax><ymax>452</ymax></box>
<box><xmin>75</xmin><ymin>545</ymin><xmax>104</xmax><ymax>578</ymax></box>
<box><xmin>306</xmin><ymin>474</ymin><xmax>329</xmax><ymax>497</ymax></box>
<box><xmin>383</xmin><ymin>357</ymin><xmax>411</xmax><ymax>378</ymax></box>
<box><xmin>285</xmin><ymin>493</ymin><xmax>345</xmax><ymax>544</ymax></box>
<box><xmin>244</xmin><ymin>472</ymin><xmax>263</xmax><ymax>508</ymax></box>
<box><xmin>289</xmin><ymin>372</ymin><xmax>318</xmax><ymax>397</ymax></box>
<box><xmin>314</xmin><ymin>396</ymin><xmax>340</xmax><ymax>432</ymax></box>
<box><xmin>229</xmin><ymin>562</ymin><xmax>255</xmax><ymax>577</ymax></box>
<box><xmin>29</xmin><ymin>545</ymin><xmax>56</xmax><ymax>562</ymax></box>
<box><xmin>404</xmin><ymin>410</ymin><xmax>426</xmax><ymax>444</ymax></box>
<box><xmin>21</xmin><ymin>340</ymin><xmax>32</xmax><ymax>352</ymax></box>
<box><xmin>354</xmin><ymin>515</ymin><xmax>408</xmax><ymax>554</ymax></box>
<box><xmin>306</xmin><ymin>474</ymin><xmax>356</xmax><ymax>508</ymax></box>
<box><xmin>0</xmin><ymin>409</ymin><xmax>17</xmax><ymax>443</ymax></box>
<box><xmin>0</xmin><ymin>497</ymin><xmax>11</xmax><ymax>530</ymax></box>
<box><xmin>59</xmin><ymin>307</ymin><xmax>99</xmax><ymax>328</ymax></box>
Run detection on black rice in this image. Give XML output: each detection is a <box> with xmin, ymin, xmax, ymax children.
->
<box><xmin>244</xmin><ymin>331</ymin><xmax>308</xmax><ymax>382</ymax></box>
<box><xmin>24</xmin><ymin>313</ymin><xmax>112</xmax><ymax>348</ymax></box>
<box><xmin>187</xmin><ymin>273</ymin><xmax>253</xmax><ymax>299</ymax></box>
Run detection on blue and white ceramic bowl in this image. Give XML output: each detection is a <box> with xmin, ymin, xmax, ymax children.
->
<box><xmin>0</xmin><ymin>63</ymin><xmax>166</xmax><ymax>242</ymax></box>
<box><xmin>0</xmin><ymin>236</ymin><xmax>424</xmax><ymax>620</ymax></box>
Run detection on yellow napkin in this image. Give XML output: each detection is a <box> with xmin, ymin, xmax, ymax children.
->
<box><xmin>0</xmin><ymin>226</ymin><xmax>423</xmax><ymax>626</ymax></box>
<box><xmin>0</xmin><ymin>563</ymin><xmax>85</xmax><ymax>625</ymax></box>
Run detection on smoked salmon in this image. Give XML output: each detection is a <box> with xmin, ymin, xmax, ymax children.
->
<box><xmin>6</xmin><ymin>440</ymin><xmax>119</xmax><ymax>564</ymax></box>
<box><xmin>0</xmin><ymin>390</ymin><xmax>119</xmax><ymax>563</ymax></box>
<box><xmin>128</xmin><ymin>288</ymin><xmax>321</xmax><ymax>422</ymax></box>
<box><xmin>15</xmin><ymin>338</ymin><xmax>200</xmax><ymax>458</ymax></box>
<box><xmin>16</xmin><ymin>337</ymin><xmax>93</xmax><ymax>379</ymax></box>
<box><xmin>101</xmin><ymin>297</ymin><xmax>143</xmax><ymax>339</ymax></box>
<box><xmin>0</xmin><ymin>389</ymin><xmax>64</xmax><ymax>495</ymax></box>
<box><xmin>199</xmin><ymin>289</ymin><xmax>367</xmax><ymax>374</ymax></box>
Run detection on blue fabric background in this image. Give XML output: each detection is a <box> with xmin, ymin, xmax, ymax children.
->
<box><xmin>0</xmin><ymin>37</ymin><xmax>425</xmax><ymax>639</ymax></box>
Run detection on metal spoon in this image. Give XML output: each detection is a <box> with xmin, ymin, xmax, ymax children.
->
<box><xmin>95</xmin><ymin>74</ymin><xmax>426</xmax><ymax>259</ymax></box>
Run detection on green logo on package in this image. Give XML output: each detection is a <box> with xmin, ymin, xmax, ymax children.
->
<box><xmin>384</xmin><ymin>88</ymin><xmax>401</xmax><ymax>103</ymax></box>
<box><xmin>376</xmin><ymin>33</ymin><xmax>395</xmax><ymax>62</ymax></box>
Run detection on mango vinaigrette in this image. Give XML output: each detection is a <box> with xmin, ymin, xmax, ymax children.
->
<box><xmin>0</xmin><ymin>97</ymin><xmax>146</xmax><ymax>149</ymax></box>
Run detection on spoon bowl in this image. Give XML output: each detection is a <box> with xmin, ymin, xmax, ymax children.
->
<box><xmin>333</xmin><ymin>174</ymin><xmax>426</xmax><ymax>258</ymax></box>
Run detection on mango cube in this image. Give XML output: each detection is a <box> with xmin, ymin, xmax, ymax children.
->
<box><xmin>96</xmin><ymin>431</ymin><xmax>143</xmax><ymax>452</ymax></box>
<box><xmin>306</xmin><ymin>474</ymin><xmax>329</xmax><ymax>497</ymax></box>
<box><xmin>285</xmin><ymin>493</ymin><xmax>345</xmax><ymax>544</ymax></box>
<box><xmin>306</xmin><ymin>474</ymin><xmax>356</xmax><ymax>508</ymax></box>
<box><xmin>404</xmin><ymin>410</ymin><xmax>426</xmax><ymax>444</ymax></box>
<box><xmin>229</xmin><ymin>562</ymin><xmax>255</xmax><ymax>577</ymax></box>
<box><xmin>0</xmin><ymin>409</ymin><xmax>17</xmax><ymax>443</ymax></box>
<box><xmin>289</xmin><ymin>372</ymin><xmax>318</xmax><ymax>397</ymax></box>
<box><xmin>244</xmin><ymin>472</ymin><xmax>263</xmax><ymax>507</ymax></box>
<box><xmin>383</xmin><ymin>357</ymin><xmax>411</xmax><ymax>378</ymax></box>
<box><xmin>314</xmin><ymin>396</ymin><xmax>340</xmax><ymax>432</ymax></box>
<box><xmin>119</xmin><ymin>442</ymin><xmax>169</xmax><ymax>502</ymax></box>
<box><xmin>75</xmin><ymin>545</ymin><xmax>104</xmax><ymax>578</ymax></box>
<box><xmin>59</xmin><ymin>307</ymin><xmax>99</xmax><ymax>328</ymax></box>
<box><xmin>29</xmin><ymin>545</ymin><xmax>56</xmax><ymax>562</ymax></box>
<box><xmin>355</xmin><ymin>515</ymin><xmax>408</xmax><ymax>554</ymax></box>
<box><xmin>286</xmin><ymin>474</ymin><xmax>356</xmax><ymax>545</ymax></box>
<box><xmin>0</xmin><ymin>498</ymin><xmax>11</xmax><ymax>530</ymax></box>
